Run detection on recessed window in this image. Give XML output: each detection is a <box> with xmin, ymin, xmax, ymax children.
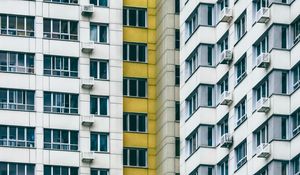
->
<box><xmin>45</xmin><ymin>0</ymin><xmax>78</xmax><ymax>4</ymax></box>
<box><xmin>186</xmin><ymin>50</ymin><xmax>198</xmax><ymax>77</ymax></box>
<box><xmin>187</xmin><ymin>91</ymin><xmax>198</xmax><ymax>116</ymax></box>
<box><xmin>123</xmin><ymin>148</ymin><xmax>147</xmax><ymax>167</ymax></box>
<box><xmin>255</xmin><ymin>80</ymin><xmax>269</xmax><ymax>103</ymax></box>
<box><xmin>254</xmin><ymin>125</ymin><xmax>268</xmax><ymax>152</ymax></box>
<box><xmin>236</xmin><ymin>140</ymin><xmax>247</xmax><ymax>169</ymax></box>
<box><xmin>175</xmin><ymin>0</ymin><xmax>180</xmax><ymax>14</ymax></box>
<box><xmin>0</xmin><ymin>125</ymin><xmax>35</xmax><ymax>148</ymax></box>
<box><xmin>90</xmin><ymin>23</ymin><xmax>109</xmax><ymax>43</ymax></box>
<box><xmin>218</xmin><ymin>117</ymin><xmax>228</xmax><ymax>138</ymax></box>
<box><xmin>91</xmin><ymin>169</ymin><xmax>109</xmax><ymax>175</ymax></box>
<box><xmin>175</xmin><ymin>137</ymin><xmax>180</xmax><ymax>157</ymax></box>
<box><xmin>218</xmin><ymin>0</ymin><xmax>228</xmax><ymax>11</ymax></box>
<box><xmin>255</xmin><ymin>0</ymin><xmax>268</xmax><ymax>12</ymax></box>
<box><xmin>254</xmin><ymin>35</ymin><xmax>268</xmax><ymax>59</ymax></box>
<box><xmin>0</xmin><ymin>51</ymin><xmax>34</xmax><ymax>74</ymax></box>
<box><xmin>292</xmin><ymin>63</ymin><xmax>300</xmax><ymax>90</ymax></box>
<box><xmin>123</xmin><ymin>113</ymin><xmax>147</xmax><ymax>133</ymax></box>
<box><xmin>123</xmin><ymin>43</ymin><xmax>147</xmax><ymax>62</ymax></box>
<box><xmin>90</xmin><ymin>0</ymin><xmax>108</xmax><ymax>7</ymax></box>
<box><xmin>218</xmin><ymin>158</ymin><xmax>228</xmax><ymax>175</ymax></box>
<box><xmin>218</xmin><ymin>74</ymin><xmax>229</xmax><ymax>96</ymax></box>
<box><xmin>43</xmin><ymin>19</ymin><xmax>78</xmax><ymax>40</ymax></box>
<box><xmin>123</xmin><ymin>8</ymin><xmax>147</xmax><ymax>27</ymax></box>
<box><xmin>90</xmin><ymin>96</ymin><xmax>109</xmax><ymax>116</ymax></box>
<box><xmin>175</xmin><ymin>29</ymin><xmax>180</xmax><ymax>49</ymax></box>
<box><xmin>123</xmin><ymin>78</ymin><xmax>147</xmax><ymax>97</ymax></box>
<box><xmin>90</xmin><ymin>132</ymin><xmax>109</xmax><ymax>152</ymax></box>
<box><xmin>293</xmin><ymin>156</ymin><xmax>300</xmax><ymax>175</ymax></box>
<box><xmin>43</xmin><ymin>92</ymin><xmax>78</xmax><ymax>114</ymax></box>
<box><xmin>44</xmin><ymin>55</ymin><xmax>78</xmax><ymax>77</ymax></box>
<box><xmin>187</xmin><ymin>131</ymin><xmax>198</xmax><ymax>155</ymax></box>
<box><xmin>44</xmin><ymin>129</ymin><xmax>78</xmax><ymax>151</ymax></box>
<box><xmin>44</xmin><ymin>165</ymin><xmax>78</xmax><ymax>175</ymax></box>
<box><xmin>0</xmin><ymin>88</ymin><xmax>35</xmax><ymax>111</ymax></box>
<box><xmin>235</xmin><ymin>97</ymin><xmax>247</xmax><ymax>126</ymax></box>
<box><xmin>185</xmin><ymin>10</ymin><xmax>198</xmax><ymax>38</ymax></box>
<box><xmin>292</xmin><ymin>109</ymin><xmax>300</xmax><ymax>136</ymax></box>
<box><xmin>90</xmin><ymin>59</ymin><xmax>108</xmax><ymax>80</ymax></box>
<box><xmin>175</xmin><ymin>101</ymin><xmax>180</xmax><ymax>121</ymax></box>
<box><xmin>0</xmin><ymin>15</ymin><xmax>34</xmax><ymax>37</ymax></box>
<box><xmin>293</xmin><ymin>18</ymin><xmax>300</xmax><ymax>44</ymax></box>
<box><xmin>235</xmin><ymin>55</ymin><xmax>246</xmax><ymax>84</ymax></box>
<box><xmin>175</xmin><ymin>65</ymin><xmax>180</xmax><ymax>86</ymax></box>
<box><xmin>235</xmin><ymin>12</ymin><xmax>247</xmax><ymax>41</ymax></box>
<box><xmin>0</xmin><ymin>162</ymin><xmax>35</xmax><ymax>175</ymax></box>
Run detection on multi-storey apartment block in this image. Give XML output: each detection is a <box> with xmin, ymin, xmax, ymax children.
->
<box><xmin>180</xmin><ymin>0</ymin><xmax>300</xmax><ymax>175</ymax></box>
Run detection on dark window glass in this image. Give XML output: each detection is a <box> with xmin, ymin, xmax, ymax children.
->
<box><xmin>138</xmin><ymin>10</ymin><xmax>146</xmax><ymax>27</ymax></box>
<box><xmin>139</xmin><ymin>149</ymin><xmax>146</xmax><ymax>166</ymax></box>
<box><xmin>138</xmin><ymin>80</ymin><xmax>146</xmax><ymax>97</ymax></box>
<box><xmin>129</xmin><ymin>149</ymin><xmax>137</xmax><ymax>166</ymax></box>
<box><xmin>129</xmin><ymin>10</ymin><xmax>137</xmax><ymax>26</ymax></box>
<box><xmin>129</xmin><ymin>114</ymin><xmax>137</xmax><ymax>131</ymax></box>
<box><xmin>175</xmin><ymin>0</ymin><xmax>180</xmax><ymax>13</ymax></box>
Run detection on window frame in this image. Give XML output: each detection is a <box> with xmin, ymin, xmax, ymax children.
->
<box><xmin>235</xmin><ymin>12</ymin><xmax>247</xmax><ymax>41</ymax></box>
<box><xmin>90</xmin><ymin>23</ymin><xmax>109</xmax><ymax>43</ymax></box>
<box><xmin>90</xmin><ymin>132</ymin><xmax>109</xmax><ymax>152</ymax></box>
<box><xmin>235</xmin><ymin>97</ymin><xmax>247</xmax><ymax>126</ymax></box>
<box><xmin>90</xmin><ymin>59</ymin><xmax>109</xmax><ymax>80</ymax></box>
<box><xmin>0</xmin><ymin>51</ymin><xmax>34</xmax><ymax>74</ymax></box>
<box><xmin>123</xmin><ymin>78</ymin><xmax>147</xmax><ymax>98</ymax></box>
<box><xmin>123</xmin><ymin>148</ymin><xmax>148</xmax><ymax>167</ymax></box>
<box><xmin>123</xmin><ymin>42</ymin><xmax>147</xmax><ymax>63</ymax></box>
<box><xmin>123</xmin><ymin>113</ymin><xmax>147</xmax><ymax>133</ymax></box>
<box><xmin>90</xmin><ymin>0</ymin><xmax>109</xmax><ymax>7</ymax></box>
<box><xmin>43</xmin><ymin>92</ymin><xmax>78</xmax><ymax>114</ymax></box>
<box><xmin>0</xmin><ymin>88</ymin><xmax>35</xmax><ymax>111</ymax></box>
<box><xmin>123</xmin><ymin>7</ymin><xmax>148</xmax><ymax>28</ymax></box>
<box><xmin>43</xmin><ymin>55</ymin><xmax>78</xmax><ymax>78</ymax></box>
<box><xmin>235</xmin><ymin>140</ymin><xmax>247</xmax><ymax>169</ymax></box>
<box><xmin>43</xmin><ymin>129</ymin><xmax>78</xmax><ymax>151</ymax></box>
<box><xmin>43</xmin><ymin>18</ymin><xmax>78</xmax><ymax>41</ymax></box>
<box><xmin>90</xmin><ymin>96</ymin><xmax>109</xmax><ymax>116</ymax></box>
<box><xmin>0</xmin><ymin>14</ymin><xmax>34</xmax><ymax>37</ymax></box>
<box><xmin>44</xmin><ymin>165</ymin><xmax>78</xmax><ymax>175</ymax></box>
<box><xmin>0</xmin><ymin>125</ymin><xmax>35</xmax><ymax>148</ymax></box>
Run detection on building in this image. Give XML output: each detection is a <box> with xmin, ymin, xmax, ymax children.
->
<box><xmin>0</xmin><ymin>0</ymin><xmax>123</xmax><ymax>175</ymax></box>
<box><xmin>180</xmin><ymin>0</ymin><xmax>300</xmax><ymax>175</ymax></box>
<box><xmin>0</xmin><ymin>0</ymin><xmax>181</xmax><ymax>175</ymax></box>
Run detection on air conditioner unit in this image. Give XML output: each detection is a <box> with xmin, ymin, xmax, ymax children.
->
<box><xmin>257</xmin><ymin>143</ymin><xmax>271</xmax><ymax>158</ymax></box>
<box><xmin>256</xmin><ymin>8</ymin><xmax>270</xmax><ymax>23</ymax></box>
<box><xmin>220</xmin><ymin>91</ymin><xmax>233</xmax><ymax>105</ymax></box>
<box><xmin>219</xmin><ymin>7</ymin><xmax>233</xmax><ymax>23</ymax></box>
<box><xmin>256</xmin><ymin>53</ymin><xmax>270</xmax><ymax>68</ymax></box>
<box><xmin>82</xmin><ymin>115</ymin><xmax>95</xmax><ymax>127</ymax></box>
<box><xmin>220</xmin><ymin>133</ymin><xmax>233</xmax><ymax>148</ymax></box>
<box><xmin>81</xmin><ymin>41</ymin><xmax>94</xmax><ymax>53</ymax></box>
<box><xmin>81</xmin><ymin>152</ymin><xmax>95</xmax><ymax>163</ymax></box>
<box><xmin>256</xmin><ymin>97</ymin><xmax>270</xmax><ymax>113</ymax></box>
<box><xmin>81</xmin><ymin>77</ymin><xmax>95</xmax><ymax>89</ymax></box>
<box><xmin>219</xmin><ymin>50</ymin><xmax>233</xmax><ymax>64</ymax></box>
<box><xmin>81</xmin><ymin>5</ymin><xmax>94</xmax><ymax>16</ymax></box>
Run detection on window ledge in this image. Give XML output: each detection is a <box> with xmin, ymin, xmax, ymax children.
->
<box><xmin>93</xmin><ymin>151</ymin><xmax>110</xmax><ymax>154</ymax></box>
<box><xmin>43</xmin><ymin>37</ymin><xmax>79</xmax><ymax>43</ymax></box>
<box><xmin>0</xmin><ymin>34</ymin><xmax>35</xmax><ymax>39</ymax></box>
<box><xmin>0</xmin><ymin>108</ymin><xmax>35</xmax><ymax>113</ymax></box>
<box><xmin>0</xmin><ymin>71</ymin><xmax>35</xmax><ymax>76</ymax></box>
<box><xmin>0</xmin><ymin>145</ymin><xmax>36</xmax><ymax>149</ymax></box>
<box><xmin>43</xmin><ymin>1</ymin><xmax>79</xmax><ymax>6</ymax></box>
<box><xmin>123</xmin><ymin>96</ymin><xmax>148</xmax><ymax>99</ymax></box>
<box><xmin>123</xmin><ymin>25</ymin><xmax>148</xmax><ymax>29</ymax></box>
<box><xmin>43</xmin><ymin>75</ymin><xmax>79</xmax><ymax>79</ymax></box>
<box><xmin>43</xmin><ymin>111</ymin><xmax>79</xmax><ymax>116</ymax></box>
<box><xmin>44</xmin><ymin>148</ymin><xmax>79</xmax><ymax>152</ymax></box>
<box><xmin>124</xmin><ymin>131</ymin><xmax>148</xmax><ymax>134</ymax></box>
<box><xmin>123</xmin><ymin>60</ymin><xmax>148</xmax><ymax>64</ymax></box>
<box><xmin>123</xmin><ymin>165</ymin><xmax>148</xmax><ymax>169</ymax></box>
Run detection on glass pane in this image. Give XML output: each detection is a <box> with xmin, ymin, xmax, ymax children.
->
<box><xmin>129</xmin><ymin>114</ymin><xmax>137</xmax><ymax>131</ymax></box>
<box><xmin>90</xmin><ymin>133</ymin><xmax>98</xmax><ymax>151</ymax></box>
<box><xmin>18</xmin><ymin>164</ymin><xmax>25</xmax><ymax>175</ymax></box>
<box><xmin>70</xmin><ymin>21</ymin><xmax>78</xmax><ymax>35</ymax></box>
<box><xmin>90</xmin><ymin>25</ymin><xmax>97</xmax><ymax>42</ymax></box>
<box><xmin>9</xmin><ymin>16</ymin><xmax>16</xmax><ymax>29</ymax></box>
<box><xmin>138</xmin><ymin>115</ymin><xmax>146</xmax><ymax>132</ymax></box>
<box><xmin>99</xmin><ymin>0</ymin><xmax>108</xmax><ymax>6</ymax></box>
<box><xmin>138</xmin><ymin>10</ymin><xmax>146</xmax><ymax>27</ymax></box>
<box><xmin>138</xmin><ymin>45</ymin><xmax>146</xmax><ymax>62</ymax></box>
<box><xmin>129</xmin><ymin>45</ymin><xmax>137</xmax><ymax>61</ymax></box>
<box><xmin>100</xmin><ymin>134</ymin><xmax>108</xmax><ymax>152</ymax></box>
<box><xmin>129</xmin><ymin>9</ymin><xmax>137</xmax><ymax>26</ymax></box>
<box><xmin>99</xmin><ymin>97</ymin><xmax>108</xmax><ymax>115</ymax></box>
<box><xmin>129</xmin><ymin>149</ymin><xmax>137</xmax><ymax>166</ymax></box>
<box><xmin>44</xmin><ymin>166</ymin><xmax>51</xmax><ymax>175</ymax></box>
<box><xmin>129</xmin><ymin>79</ymin><xmax>137</xmax><ymax>96</ymax></box>
<box><xmin>9</xmin><ymin>163</ymin><xmax>17</xmax><ymax>175</ymax></box>
<box><xmin>99</xmin><ymin>25</ymin><xmax>107</xmax><ymax>43</ymax></box>
<box><xmin>17</xmin><ymin>17</ymin><xmax>25</xmax><ymax>30</ymax></box>
<box><xmin>138</xmin><ymin>80</ymin><xmax>146</xmax><ymax>97</ymax></box>
<box><xmin>90</xmin><ymin>97</ymin><xmax>98</xmax><ymax>114</ymax></box>
<box><xmin>90</xmin><ymin>61</ymin><xmax>98</xmax><ymax>79</ymax></box>
<box><xmin>27</xmin><ymin>165</ymin><xmax>35</xmax><ymax>175</ymax></box>
<box><xmin>43</xmin><ymin>19</ymin><xmax>51</xmax><ymax>33</ymax></box>
<box><xmin>52</xmin><ymin>20</ymin><xmax>60</xmax><ymax>33</ymax></box>
<box><xmin>99</xmin><ymin>62</ymin><xmax>107</xmax><ymax>79</ymax></box>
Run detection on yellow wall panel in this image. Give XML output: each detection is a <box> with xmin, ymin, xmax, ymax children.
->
<box><xmin>124</xmin><ymin>98</ymin><xmax>148</xmax><ymax>112</ymax></box>
<box><xmin>148</xmin><ymin>120</ymin><xmax>156</xmax><ymax>134</ymax></box>
<box><xmin>124</xmin><ymin>27</ymin><xmax>148</xmax><ymax>43</ymax></box>
<box><xmin>124</xmin><ymin>0</ymin><xmax>147</xmax><ymax>8</ymax></box>
<box><xmin>123</xmin><ymin>62</ymin><xmax>148</xmax><ymax>78</ymax></box>
<box><xmin>124</xmin><ymin>133</ymin><xmax>148</xmax><ymax>147</ymax></box>
<box><xmin>124</xmin><ymin>168</ymin><xmax>148</xmax><ymax>175</ymax></box>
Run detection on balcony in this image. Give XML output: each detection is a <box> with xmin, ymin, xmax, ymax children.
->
<box><xmin>81</xmin><ymin>152</ymin><xmax>95</xmax><ymax>163</ymax></box>
<box><xmin>256</xmin><ymin>97</ymin><xmax>270</xmax><ymax>113</ymax></box>
<box><xmin>81</xmin><ymin>41</ymin><xmax>94</xmax><ymax>53</ymax></box>
<box><xmin>220</xmin><ymin>133</ymin><xmax>233</xmax><ymax>148</ymax></box>
<box><xmin>219</xmin><ymin>91</ymin><xmax>232</xmax><ymax>106</ymax></box>
<box><xmin>257</xmin><ymin>143</ymin><xmax>271</xmax><ymax>158</ymax></box>
<box><xmin>256</xmin><ymin>8</ymin><xmax>270</xmax><ymax>23</ymax></box>
<box><xmin>81</xmin><ymin>115</ymin><xmax>95</xmax><ymax>127</ymax></box>
<box><xmin>219</xmin><ymin>50</ymin><xmax>233</xmax><ymax>64</ymax></box>
<box><xmin>81</xmin><ymin>5</ymin><xmax>94</xmax><ymax>16</ymax></box>
<box><xmin>219</xmin><ymin>7</ymin><xmax>233</xmax><ymax>23</ymax></box>
<box><xmin>256</xmin><ymin>53</ymin><xmax>270</xmax><ymax>68</ymax></box>
<box><xmin>81</xmin><ymin>77</ymin><xmax>95</xmax><ymax>89</ymax></box>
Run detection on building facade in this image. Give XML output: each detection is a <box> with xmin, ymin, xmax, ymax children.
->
<box><xmin>0</xmin><ymin>0</ymin><xmax>181</xmax><ymax>175</ymax></box>
<box><xmin>180</xmin><ymin>0</ymin><xmax>300</xmax><ymax>175</ymax></box>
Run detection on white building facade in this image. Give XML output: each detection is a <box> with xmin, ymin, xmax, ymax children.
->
<box><xmin>0</xmin><ymin>0</ymin><xmax>123</xmax><ymax>175</ymax></box>
<box><xmin>180</xmin><ymin>0</ymin><xmax>300</xmax><ymax>175</ymax></box>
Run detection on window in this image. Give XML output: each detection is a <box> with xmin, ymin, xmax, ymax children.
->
<box><xmin>281</xmin><ymin>72</ymin><xmax>288</xmax><ymax>94</ymax></box>
<box><xmin>218</xmin><ymin>159</ymin><xmax>229</xmax><ymax>175</ymax></box>
<box><xmin>175</xmin><ymin>29</ymin><xmax>180</xmax><ymax>49</ymax></box>
<box><xmin>201</xmin><ymin>125</ymin><xmax>214</xmax><ymax>147</ymax></box>
<box><xmin>186</xmin><ymin>11</ymin><xmax>198</xmax><ymax>38</ymax></box>
<box><xmin>90</xmin><ymin>23</ymin><xmax>108</xmax><ymax>43</ymax></box>
<box><xmin>0</xmin><ymin>162</ymin><xmax>34</xmax><ymax>175</ymax></box>
<box><xmin>218</xmin><ymin>0</ymin><xmax>228</xmax><ymax>11</ymax></box>
<box><xmin>255</xmin><ymin>125</ymin><xmax>268</xmax><ymax>151</ymax></box>
<box><xmin>43</xmin><ymin>19</ymin><xmax>78</xmax><ymax>40</ymax></box>
<box><xmin>255</xmin><ymin>0</ymin><xmax>268</xmax><ymax>12</ymax></box>
<box><xmin>281</xmin><ymin>26</ymin><xmax>288</xmax><ymax>49</ymax></box>
<box><xmin>236</xmin><ymin>140</ymin><xmax>247</xmax><ymax>169</ymax></box>
<box><xmin>90</xmin><ymin>60</ymin><xmax>108</xmax><ymax>80</ymax></box>
<box><xmin>90</xmin><ymin>132</ymin><xmax>109</xmax><ymax>152</ymax></box>
<box><xmin>186</xmin><ymin>51</ymin><xmax>198</xmax><ymax>77</ymax></box>
<box><xmin>44</xmin><ymin>55</ymin><xmax>78</xmax><ymax>77</ymax></box>
<box><xmin>44</xmin><ymin>129</ymin><xmax>78</xmax><ymax>151</ymax></box>
<box><xmin>192</xmin><ymin>165</ymin><xmax>215</xmax><ymax>175</ymax></box>
<box><xmin>255</xmin><ymin>80</ymin><xmax>269</xmax><ymax>102</ymax></box>
<box><xmin>123</xmin><ymin>78</ymin><xmax>147</xmax><ymax>97</ymax></box>
<box><xmin>293</xmin><ymin>18</ymin><xmax>300</xmax><ymax>44</ymax></box>
<box><xmin>175</xmin><ymin>65</ymin><xmax>180</xmax><ymax>86</ymax></box>
<box><xmin>281</xmin><ymin>117</ymin><xmax>288</xmax><ymax>139</ymax></box>
<box><xmin>0</xmin><ymin>51</ymin><xmax>34</xmax><ymax>74</ymax></box>
<box><xmin>123</xmin><ymin>113</ymin><xmax>147</xmax><ymax>132</ymax></box>
<box><xmin>43</xmin><ymin>92</ymin><xmax>78</xmax><ymax>114</ymax></box>
<box><xmin>218</xmin><ymin>117</ymin><xmax>228</xmax><ymax>138</ymax></box>
<box><xmin>292</xmin><ymin>63</ymin><xmax>300</xmax><ymax>90</ymax></box>
<box><xmin>187</xmin><ymin>131</ymin><xmax>198</xmax><ymax>155</ymax></box>
<box><xmin>0</xmin><ymin>89</ymin><xmax>34</xmax><ymax>111</ymax></box>
<box><xmin>90</xmin><ymin>96</ymin><xmax>109</xmax><ymax>116</ymax></box>
<box><xmin>292</xmin><ymin>109</ymin><xmax>300</xmax><ymax>136</ymax></box>
<box><xmin>123</xmin><ymin>8</ymin><xmax>147</xmax><ymax>27</ymax></box>
<box><xmin>199</xmin><ymin>4</ymin><xmax>214</xmax><ymax>26</ymax></box>
<box><xmin>175</xmin><ymin>137</ymin><xmax>180</xmax><ymax>157</ymax></box>
<box><xmin>255</xmin><ymin>35</ymin><xmax>268</xmax><ymax>58</ymax></box>
<box><xmin>123</xmin><ymin>43</ymin><xmax>147</xmax><ymax>62</ymax></box>
<box><xmin>0</xmin><ymin>15</ymin><xmax>34</xmax><ymax>37</ymax></box>
<box><xmin>218</xmin><ymin>35</ymin><xmax>228</xmax><ymax>54</ymax></box>
<box><xmin>45</xmin><ymin>0</ymin><xmax>78</xmax><ymax>4</ymax></box>
<box><xmin>175</xmin><ymin>0</ymin><xmax>180</xmax><ymax>14</ymax></box>
<box><xmin>0</xmin><ymin>126</ymin><xmax>34</xmax><ymax>148</ymax></box>
<box><xmin>90</xmin><ymin>0</ymin><xmax>108</xmax><ymax>7</ymax></box>
<box><xmin>235</xmin><ymin>12</ymin><xmax>247</xmax><ymax>41</ymax></box>
<box><xmin>123</xmin><ymin>148</ymin><xmax>147</xmax><ymax>167</ymax></box>
<box><xmin>218</xmin><ymin>75</ymin><xmax>228</xmax><ymax>96</ymax></box>
<box><xmin>91</xmin><ymin>169</ymin><xmax>109</xmax><ymax>175</ymax></box>
<box><xmin>44</xmin><ymin>165</ymin><xmax>78</xmax><ymax>175</ymax></box>
<box><xmin>187</xmin><ymin>91</ymin><xmax>198</xmax><ymax>116</ymax></box>
<box><xmin>293</xmin><ymin>156</ymin><xmax>300</xmax><ymax>175</ymax></box>
<box><xmin>256</xmin><ymin>168</ymin><xmax>268</xmax><ymax>175</ymax></box>
<box><xmin>235</xmin><ymin>55</ymin><xmax>246</xmax><ymax>84</ymax></box>
<box><xmin>236</xmin><ymin>98</ymin><xmax>247</xmax><ymax>126</ymax></box>
<box><xmin>175</xmin><ymin>101</ymin><xmax>180</xmax><ymax>121</ymax></box>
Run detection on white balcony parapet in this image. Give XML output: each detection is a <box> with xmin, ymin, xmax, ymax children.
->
<box><xmin>219</xmin><ymin>7</ymin><xmax>233</xmax><ymax>23</ymax></box>
<box><xmin>219</xmin><ymin>50</ymin><xmax>233</xmax><ymax>64</ymax></box>
<box><xmin>256</xmin><ymin>53</ymin><xmax>270</xmax><ymax>68</ymax></box>
<box><xmin>220</xmin><ymin>133</ymin><xmax>233</xmax><ymax>148</ymax></box>
<box><xmin>256</xmin><ymin>8</ymin><xmax>270</xmax><ymax>23</ymax></box>
<box><xmin>257</xmin><ymin>143</ymin><xmax>271</xmax><ymax>158</ymax></box>
<box><xmin>256</xmin><ymin>97</ymin><xmax>270</xmax><ymax>113</ymax></box>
